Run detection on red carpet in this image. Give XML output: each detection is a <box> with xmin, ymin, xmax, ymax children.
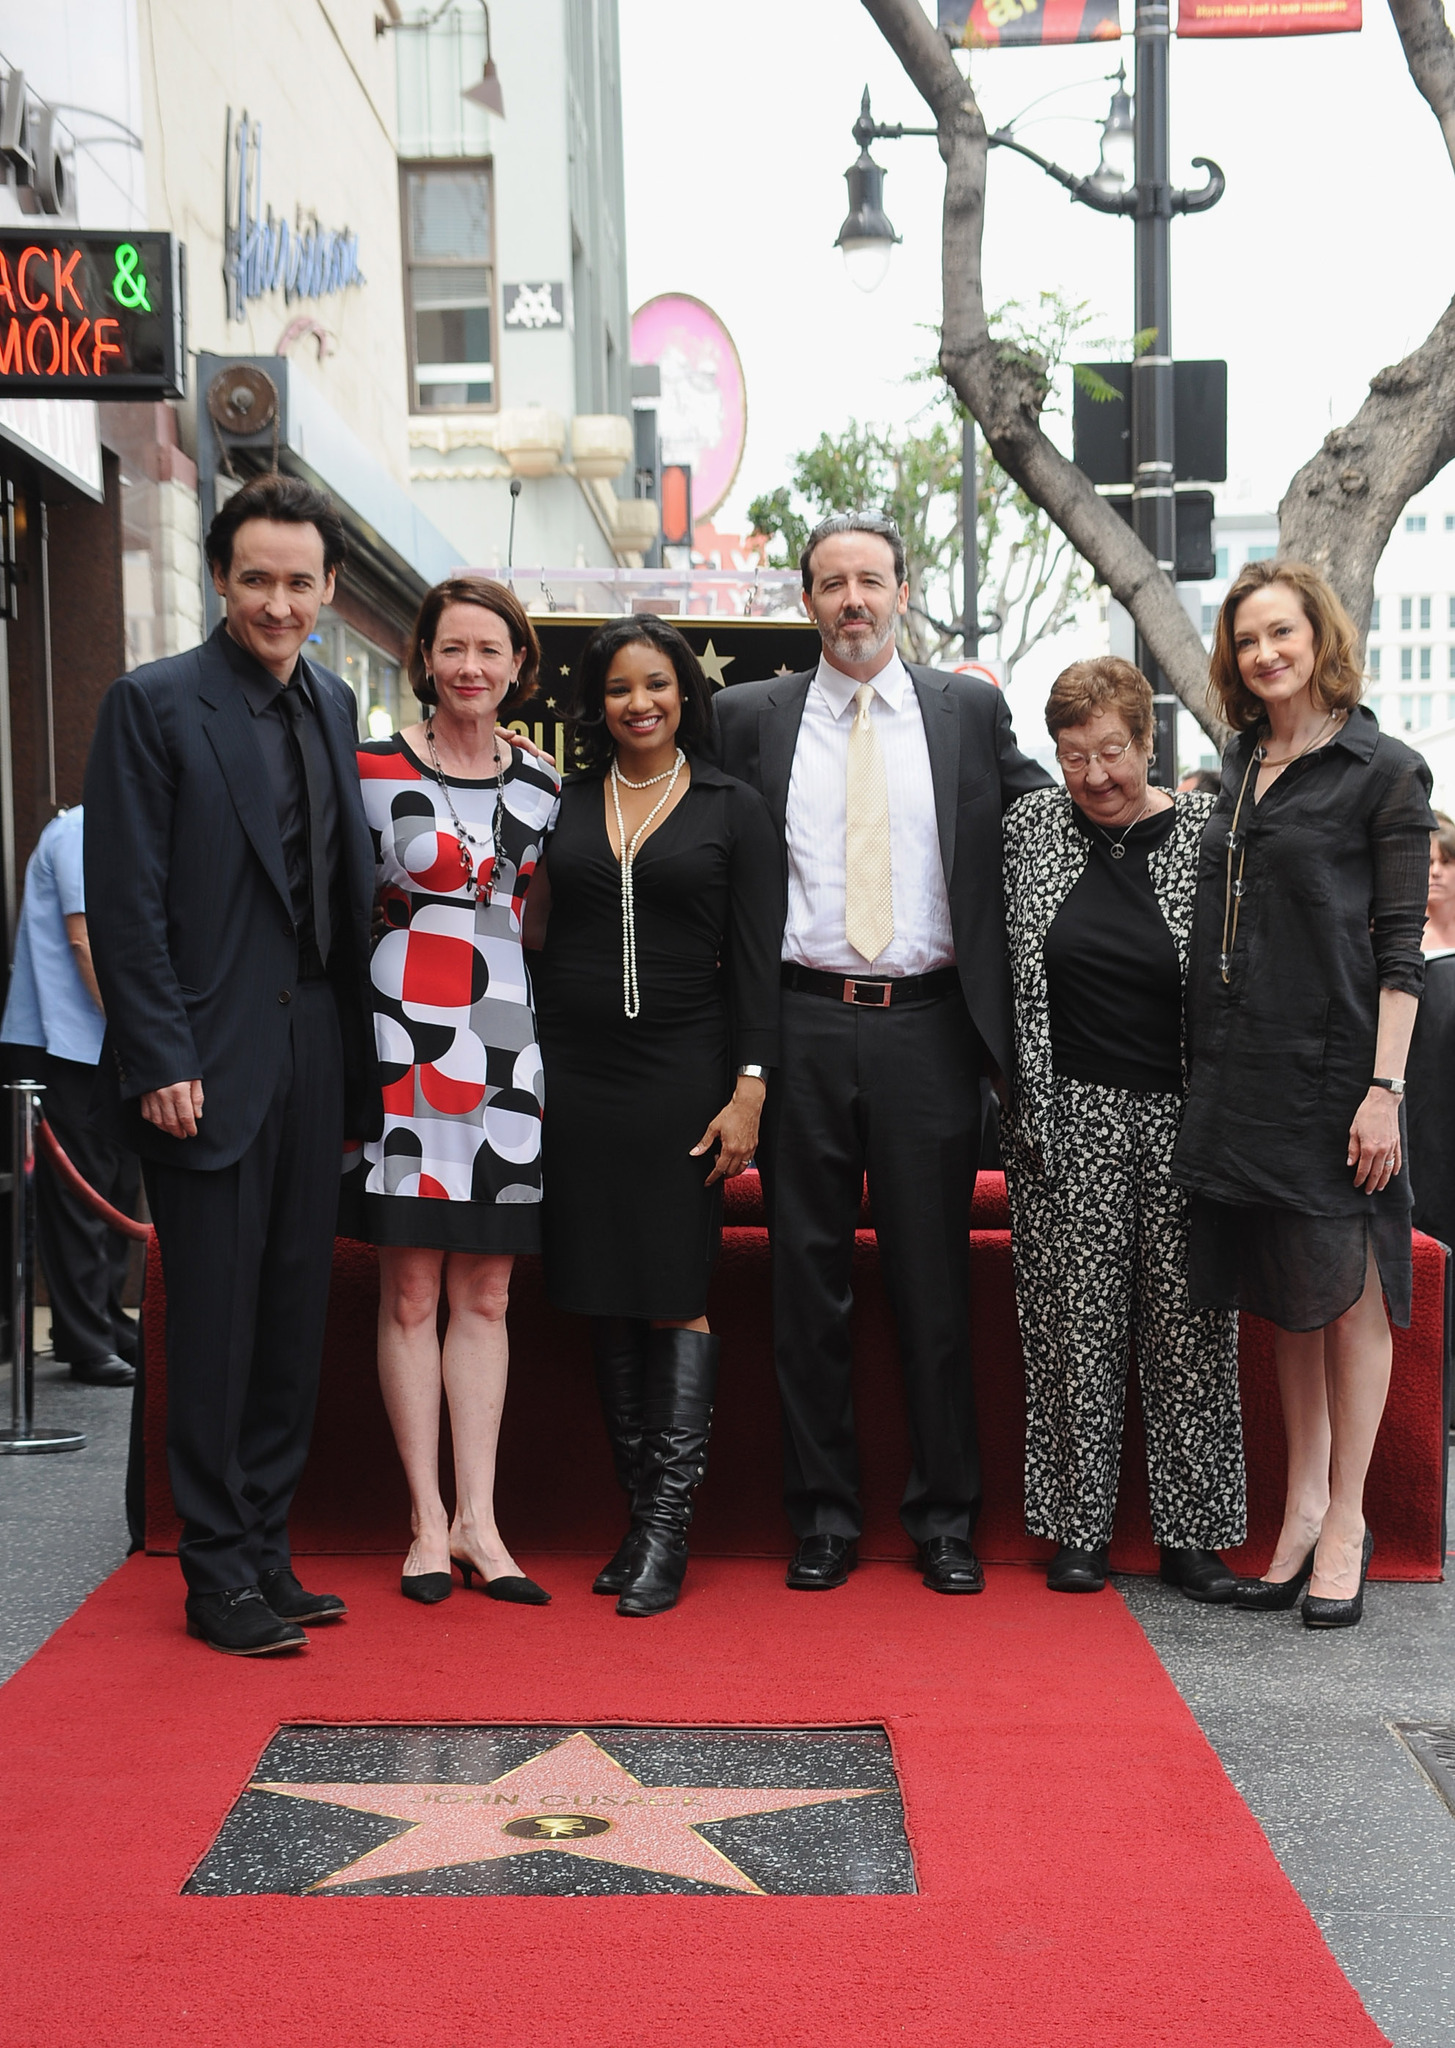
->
<box><xmin>142</xmin><ymin>1175</ymin><xmax>1451</xmax><ymax>1578</ymax></box>
<box><xmin>0</xmin><ymin>1553</ymin><xmax>1387</xmax><ymax>2047</ymax></box>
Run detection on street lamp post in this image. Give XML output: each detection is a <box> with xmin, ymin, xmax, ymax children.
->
<box><xmin>837</xmin><ymin>27</ymin><xmax>1223</xmax><ymax>761</ymax></box>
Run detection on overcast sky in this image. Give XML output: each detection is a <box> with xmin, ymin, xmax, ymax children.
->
<box><xmin>619</xmin><ymin>0</ymin><xmax>1455</xmax><ymax>538</ymax></box>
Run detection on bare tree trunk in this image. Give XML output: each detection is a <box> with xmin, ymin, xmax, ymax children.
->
<box><xmin>861</xmin><ymin>0</ymin><xmax>1220</xmax><ymax>736</ymax></box>
<box><xmin>1388</xmin><ymin>0</ymin><xmax>1455</xmax><ymax>173</ymax></box>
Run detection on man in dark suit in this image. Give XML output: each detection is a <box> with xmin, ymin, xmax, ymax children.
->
<box><xmin>710</xmin><ymin>511</ymin><xmax>1049</xmax><ymax>1594</ymax></box>
<box><xmin>84</xmin><ymin>472</ymin><xmax>379</xmax><ymax>1655</ymax></box>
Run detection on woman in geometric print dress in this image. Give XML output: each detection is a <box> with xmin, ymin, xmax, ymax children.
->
<box><xmin>349</xmin><ymin>575</ymin><xmax>560</xmax><ymax>1609</ymax></box>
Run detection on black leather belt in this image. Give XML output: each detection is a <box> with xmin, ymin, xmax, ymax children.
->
<box><xmin>781</xmin><ymin>963</ymin><xmax>959</xmax><ymax>1008</ymax></box>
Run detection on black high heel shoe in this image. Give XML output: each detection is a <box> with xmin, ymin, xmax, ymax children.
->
<box><xmin>401</xmin><ymin>1571</ymin><xmax>452</xmax><ymax>1605</ymax></box>
<box><xmin>1302</xmin><ymin>1527</ymin><xmax>1373</xmax><ymax>1630</ymax></box>
<box><xmin>452</xmin><ymin>1557</ymin><xmax>551</xmax><ymax>1605</ymax></box>
<box><xmin>1230</xmin><ymin>1545</ymin><xmax>1317</xmax><ymax>1611</ymax></box>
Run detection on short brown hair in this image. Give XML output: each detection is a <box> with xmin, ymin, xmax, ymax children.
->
<box><xmin>1044</xmin><ymin>656</ymin><xmax>1154</xmax><ymax>750</ymax></box>
<box><xmin>206</xmin><ymin>470</ymin><xmax>347</xmax><ymax>578</ymax></box>
<box><xmin>1433</xmin><ymin>810</ymin><xmax>1455</xmax><ymax>866</ymax></box>
<box><xmin>1209</xmin><ymin>559</ymin><xmax>1364</xmax><ymax>731</ymax></box>
<box><xmin>407</xmin><ymin>575</ymin><xmax>540</xmax><ymax>713</ymax></box>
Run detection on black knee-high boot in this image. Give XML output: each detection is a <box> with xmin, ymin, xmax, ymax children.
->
<box><xmin>591</xmin><ymin>1317</ymin><xmax>649</xmax><ymax>1594</ymax></box>
<box><xmin>616</xmin><ymin>1327</ymin><xmax>720</xmax><ymax>1618</ymax></box>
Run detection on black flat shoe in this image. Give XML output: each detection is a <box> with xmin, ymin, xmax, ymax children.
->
<box><xmin>1047</xmin><ymin>1544</ymin><xmax>1109</xmax><ymax>1593</ymax></box>
<box><xmin>1302</xmin><ymin>1527</ymin><xmax>1374</xmax><ymax>1630</ymax></box>
<box><xmin>453</xmin><ymin>1558</ymin><xmax>551</xmax><ymax>1604</ymax></box>
<box><xmin>69</xmin><ymin>1354</ymin><xmax>135</xmax><ymax>1388</ymax></box>
<box><xmin>593</xmin><ymin>1530</ymin><xmax>638</xmax><ymax>1595</ymax></box>
<box><xmin>185</xmin><ymin>1585</ymin><xmax>307</xmax><ymax>1656</ymax></box>
<box><xmin>1230</xmin><ymin>1546</ymin><xmax>1317</xmax><ymax>1611</ymax></box>
<box><xmin>919</xmin><ymin>1536</ymin><xmax>985</xmax><ymax>1595</ymax></box>
<box><xmin>400</xmin><ymin>1572</ymin><xmax>452</xmax><ymax>1605</ymax></box>
<box><xmin>1158</xmin><ymin>1545</ymin><xmax>1235</xmax><ymax>1603</ymax></box>
<box><xmin>786</xmin><ymin>1534</ymin><xmax>857</xmax><ymax>1591</ymax></box>
<box><xmin>258</xmin><ymin>1567</ymin><xmax>346</xmax><ymax>1624</ymax></box>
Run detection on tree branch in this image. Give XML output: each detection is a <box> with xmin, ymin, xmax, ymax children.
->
<box><xmin>860</xmin><ymin>0</ymin><xmax>1220</xmax><ymax>737</ymax></box>
<box><xmin>1388</xmin><ymin>0</ymin><xmax>1455</xmax><ymax>175</ymax></box>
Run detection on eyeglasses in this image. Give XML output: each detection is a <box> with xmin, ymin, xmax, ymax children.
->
<box><xmin>1055</xmin><ymin>741</ymin><xmax>1135</xmax><ymax>773</ymax></box>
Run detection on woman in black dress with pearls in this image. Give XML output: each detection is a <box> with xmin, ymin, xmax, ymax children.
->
<box><xmin>526</xmin><ymin>618</ymin><xmax>781</xmax><ymax>1617</ymax></box>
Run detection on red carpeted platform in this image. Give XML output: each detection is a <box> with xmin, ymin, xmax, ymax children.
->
<box><xmin>142</xmin><ymin>1173</ymin><xmax>1450</xmax><ymax>1579</ymax></box>
<box><xmin>0</xmin><ymin>1553</ymin><xmax>1389</xmax><ymax>2047</ymax></box>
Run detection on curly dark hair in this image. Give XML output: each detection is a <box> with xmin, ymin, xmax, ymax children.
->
<box><xmin>565</xmin><ymin>615</ymin><xmax>715</xmax><ymax>773</ymax></box>
<box><xmin>406</xmin><ymin>575</ymin><xmax>540</xmax><ymax>713</ymax></box>
<box><xmin>205</xmin><ymin>470</ymin><xmax>347</xmax><ymax>578</ymax></box>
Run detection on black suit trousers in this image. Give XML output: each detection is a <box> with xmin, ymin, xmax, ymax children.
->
<box><xmin>756</xmin><ymin>987</ymin><xmax>985</xmax><ymax>1545</ymax></box>
<box><xmin>37</xmin><ymin>1054</ymin><xmax>140</xmax><ymax>1365</ymax></box>
<box><xmin>142</xmin><ymin>981</ymin><xmax>343</xmax><ymax>1594</ymax></box>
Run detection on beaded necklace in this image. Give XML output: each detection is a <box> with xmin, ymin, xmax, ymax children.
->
<box><xmin>609</xmin><ymin>748</ymin><xmax>685</xmax><ymax>1018</ymax></box>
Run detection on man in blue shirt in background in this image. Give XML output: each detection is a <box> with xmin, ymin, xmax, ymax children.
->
<box><xmin>1</xmin><ymin>805</ymin><xmax>140</xmax><ymax>1386</ymax></box>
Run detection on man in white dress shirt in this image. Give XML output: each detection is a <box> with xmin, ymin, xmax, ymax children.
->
<box><xmin>709</xmin><ymin>512</ymin><xmax>1048</xmax><ymax>1593</ymax></box>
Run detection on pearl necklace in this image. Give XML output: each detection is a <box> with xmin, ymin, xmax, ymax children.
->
<box><xmin>609</xmin><ymin>748</ymin><xmax>685</xmax><ymax>1018</ymax></box>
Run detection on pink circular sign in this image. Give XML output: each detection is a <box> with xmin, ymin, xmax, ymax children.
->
<box><xmin>630</xmin><ymin>294</ymin><xmax>747</xmax><ymax>521</ymax></box>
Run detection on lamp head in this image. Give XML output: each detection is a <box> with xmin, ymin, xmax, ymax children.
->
<box><xmin>1087</xmin><ymin>67</ymin><xmax>1134</xmax><ymax>198</ymax></box>
<box><xmin>835</xmin><ymin>145</ymin><xmax>899</xmax><ymax>294</ymax></box>
<box><xmin>462</xmin><ymin>3</ymin><xmax>504</xmax><ymax>117</ymax></box>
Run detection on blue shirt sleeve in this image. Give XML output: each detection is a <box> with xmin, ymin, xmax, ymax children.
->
<box><xmin>51</xmin><ymin>807</ymin><xmax>86</xmax><ymax>918</ymax></box>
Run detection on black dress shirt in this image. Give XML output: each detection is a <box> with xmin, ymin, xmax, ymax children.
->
<box><xmin>1044</xmin><ymin>805</ymin><xmax>1182</xmax><ymax>1093</ymax></box>
<box><xmin>218</xmin><ymin>622</ymin><xmax>344</xmax><ymax>975</ymax></box>
<box><xmin>1173</xmin><ymin>706</ymin><xmax>1435</xmax><ymax>1216</ymax></box>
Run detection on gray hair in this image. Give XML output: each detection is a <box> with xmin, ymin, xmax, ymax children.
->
<box><xmin>800</xmin><ymin>510</ymin><xmax>907</xmax><ymax>596</ymax></box>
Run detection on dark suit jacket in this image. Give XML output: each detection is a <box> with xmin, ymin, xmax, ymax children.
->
<box><xmin>83</xmin><ymin>625</ymin><xmax>381</xmax><ymax>1171</ymax></box>
<box><xmin>707</xmin><ymin>662</ymin><xmax>1050</xmax><ymax>1085</ymax></box>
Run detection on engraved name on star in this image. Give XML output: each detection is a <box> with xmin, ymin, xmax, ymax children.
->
<box><xmin>254</xmin><ymin>1730</ymin><xmax>879</xmax><ymax>1895</ymax></box>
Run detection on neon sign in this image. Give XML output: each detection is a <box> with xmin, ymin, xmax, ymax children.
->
<box><xmin>224</xmin><ymin>111</ymin><xmax>363</xmax><ymax>323</ymax></box>
<box><xmin>0</xmin><ymin>231</ymin><xmax>185</xmax><ymax>397</ymax></box>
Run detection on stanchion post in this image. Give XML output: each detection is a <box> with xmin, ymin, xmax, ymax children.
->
<box><xmin>0</xmin><ymin>1079</ymin><xmax>84</xmax><ymax>1455</ymax></box>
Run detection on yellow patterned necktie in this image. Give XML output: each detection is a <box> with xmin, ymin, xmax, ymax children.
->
<box><xmin>844</xmin><ymin>682</ymin><xmax>894</xmax><ymax>965</ymax></box>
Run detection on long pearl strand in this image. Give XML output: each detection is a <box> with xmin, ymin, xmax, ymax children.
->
<box><xmin>610</xmin><ymin>748</ymin><xmax>685</xmax><ymax>1018</ymax></box>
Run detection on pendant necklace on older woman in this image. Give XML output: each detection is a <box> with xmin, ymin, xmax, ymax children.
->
<box><xmin>1097</xmin><ymin>800</ymin><xmax>1153</xmax><ymax>860</ymax></box>
<box><xmin>610</xmin><ymin>747</ymin><xmax>686</xmax><ymax>1018</ymax></box>
<box><xmin>423</xmin><ymin>715</ymin><xmax>505</xmax><ymax>905</ymax></box>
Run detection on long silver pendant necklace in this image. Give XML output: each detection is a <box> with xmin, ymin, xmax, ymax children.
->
<box><xmin>610</xmin><ymin>748</ymin><xmax>685</xmax><ymax>1018</ymax></box>
<box><xmin>1098</xmin><ymin>799</ymin><xmax>1153</xmax><ymax>859</ymax></box>
<box><xmin>424</xmin><ymin>716</ymin><xmax>505</xmax><ymax>904</ymax></box>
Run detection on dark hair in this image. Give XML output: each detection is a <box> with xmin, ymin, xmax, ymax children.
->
<box><xmin>205</xmin><ymin>470</ymin><xmax>347</xmax><ymax>579</ymax></box>
<box><xmin>800</xmin><ymin>510</ymin><xmax>907</xmax><ymax>595</ymax></box>
<box><xmin>565</xmin><ymin>616</ymin><xmax>714</xmax><ymax>773</ymax></box>
<box><xmin>1045</xmin><ymin>656</ymin><xmax>1154</xmax><ymax>750</ymax></box>
<box><xmin>407</xmin><ymin>575</ymin><xmax>540</xmax><ymax>713</ymax></box>
<box><xmin>1209</xmin><ymin>558</ymin><xmax>1364</xmax><ymax>732</ymax></box>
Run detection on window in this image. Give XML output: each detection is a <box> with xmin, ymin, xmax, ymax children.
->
<box><xmin>1446</xmin><ymin>514</ymin><xmax>1455</xmax><ymax>532</ymax></box>
<box><xmin>1406</xmin><ymin>514</ymin><xmax>1428</xmax><ymax>533</ymax></box>
<box><xmin>1449</xmin><ymin>645</ymin><xmax>1455</xmax><ymax>680</ymax></box>
<box><xmin>1214</xmin><ymin>547</ymin><xmax>1228</xmax><ymax>579</ymax></box>
<box><xmin>1400</xmin><ymin>695</ymin><xmax>1416</xmax><ymax>728</ymax></box>
<box><xmin>1368</xmin><ymin>646</ymin><xmax>1381</xmax><ymax>681</ymax></box>
<box><xmin>307</xmin><ymin>609</ymin><xmax>403</xmax><ymax>737</ymax></box>
<box><xmin>1449</xmin><ymin>595</ymin><xmax>1455</xmax><ymax>630</ymax></box>
<box><xmin>1401</xmin><ymin>648</ymin><xmax>1414</xmax><ymax>681</ymax></box>
<box><xmin>1201</xmin><ymin>604</ymin><xmax>1216</xmax><ymax>636</ymax></box>
<box><xmin>1370</xmin><ymin>598</ymin><xmax>1381</xmax><ymax>631</ymax></box>
<box><xmin>1421</xmin><ymin>597</ymin><xmax>1432</xmax><ymax>630</ymax></box>
<box><xmin>401</xmin><ymin>161</ymin><xmax>496</xmax><ymax>411</ymax></box>
<box><xmin>1421</xmin><ymin>647</ymin><xmax>1432</xmax><ymax>680</ymax></box>
<box><xmin>1246</xmin><ymin>545</ymin><xmax>1277</xmax><ymax>562</ymax></box>
<box><xmin>1401</xmin><ymin>597</ymin><xmax>1414</xmax><ymax>631</ymax></box>
<box><xmin>1418</xmin><ymin>694</ymin><xmax>1434</xmax><ymax>728</ymax></box>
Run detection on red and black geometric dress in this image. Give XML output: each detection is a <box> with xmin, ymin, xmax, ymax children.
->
<box><xmin>346</xmin><ymin>733</ymin><xmax>561</xmax><ymax>1255</ymax></box>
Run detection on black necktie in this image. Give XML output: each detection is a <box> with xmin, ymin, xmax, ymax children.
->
<box><xmin>278</xmin><ymin>685</ymin><xmax>333</xmax><ymax>968</ymax></box>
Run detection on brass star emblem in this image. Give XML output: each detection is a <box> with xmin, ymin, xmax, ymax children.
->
<box><xmin>559</xmin><ymin>662</ymin><xmax>571</xmax><ymax>675</ymax></box>
<box><xmin>696</xmin><ymin>638</ymin><xmax>735</xmax><ymax>689</ymax></box>
<box><xmin>775</xmin><ymin>664</ymin><xmax>793</xmax><ymax>675</ymax></box>
<box><xmin>254</xmin><ymin>1730</ymin><xmax>880</xmax><ymax>1895</ymax></box>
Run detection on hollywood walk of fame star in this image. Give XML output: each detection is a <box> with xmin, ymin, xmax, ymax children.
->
<box><xmin>695</xmin><ymin>639</ymin><xmax>735</xmax><ymax>689</ymax></box>
<box><xmin>775</xmin><ymin>663</ymin><xmax>794</xmax><ymax>675</ymax></box>
<box><xmin>254</xmin><ymin>1731</ymin><xmax>880</xmax><ymax>1895</ymax></box>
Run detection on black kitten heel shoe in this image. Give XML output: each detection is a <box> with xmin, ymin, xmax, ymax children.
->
<box><xmin>1302</xmin><ymin>1527</ymin><xmax>1373</xmax><ymax>1630</ymax></box>
<box><xmin>1230</xmin><ymin>1546</ymin><xmax>1317</xmax><ymax>1612</ymax></box>
<box><xmin>453</xmin><ymin>1557</ymin><xmax>552</xmax><ymax>1605</ymax></box>
<box><xmin>401</xmin><ymin>1572</ymin><xmax>453</xmax><ymax>1605</ymax></box>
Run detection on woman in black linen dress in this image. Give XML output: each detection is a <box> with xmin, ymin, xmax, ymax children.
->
<box><xmin>1173</xmin><ymin>559</ymin><xmax>1435</xmax><ymax>1631</ymax></box>
<box><xmin>527</xmin><ymin>616</ymin><xmax>781</xmax><ymax>1617</ymax></box>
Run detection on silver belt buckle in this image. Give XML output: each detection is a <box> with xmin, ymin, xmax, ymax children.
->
<box><xmin>844</xmin><ymin>978</ymin><xmax>892</xmax><ymax>1007</ymax></box>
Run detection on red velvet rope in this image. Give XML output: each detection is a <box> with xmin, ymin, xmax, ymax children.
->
<box><xmin>37</xmin><ymin>1118</ymin><xmax>153</xmax><ymax>1242</ymax></box>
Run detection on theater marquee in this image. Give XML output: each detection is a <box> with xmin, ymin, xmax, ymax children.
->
<box><xmin>0</xmin><ymin>232</ymin><xmax>186</xmax><ymax>399</ymax></box>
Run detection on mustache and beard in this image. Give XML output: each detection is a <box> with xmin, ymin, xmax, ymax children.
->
<box><xmin>818</xmin><ymin>604</ymin><xmax>897</xmax><ymax>667</ymax></box>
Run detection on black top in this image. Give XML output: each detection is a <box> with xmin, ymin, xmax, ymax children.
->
<box><xmin>1405</xmin><ymin>950</ymin><xmax>1455</xmax><ymax>1249</ymax></box>
<box><xmin>1044</xmin><ymin>804</ymin><xmax>1181</xmax><ymax>1093</ymax></box>
<box><xmin>218</xmin><ymin>624</ymin><xmax>344</xmax><ymax>972</ymax></box>
<box><xmin>1173</xmin><ymin>707</ymin><xmax>1435</xmax><ymax>1216</ymax></box>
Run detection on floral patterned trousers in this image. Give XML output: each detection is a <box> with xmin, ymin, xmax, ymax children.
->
<box><xmin>1007</xmin><ymin>1077</ymin><xmax>1246</xmax><ymax>1553</ymax></box>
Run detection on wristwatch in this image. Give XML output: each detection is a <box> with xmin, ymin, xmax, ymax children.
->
<box><xmin>737</xmin><ymin>1064</ymin><xmax>769</xmax><ymax>1081</ymax></box>
<box><xmin>1370</xmin><ymin>1077</ymin><xmax>1407</xmax><ymax>1096</ymax></box>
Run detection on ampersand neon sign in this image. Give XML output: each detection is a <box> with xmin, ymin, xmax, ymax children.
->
<box><xmin>112</xmin><ymin>243</ymin><xmax>150</xmax><ymax>313</ymax></box>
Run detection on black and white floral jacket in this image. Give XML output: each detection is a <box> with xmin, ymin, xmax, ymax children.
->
<box><xmin>1000</xmin><ymin>785</ymin><xmax>1216</xmax><ymax>1171</ymax></box>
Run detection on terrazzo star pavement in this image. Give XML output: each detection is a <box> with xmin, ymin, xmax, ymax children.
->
<box><xmin>0</xmin><ymin>1551</ymin><xmax>1389</xmax><ymax>2048</ymax></box>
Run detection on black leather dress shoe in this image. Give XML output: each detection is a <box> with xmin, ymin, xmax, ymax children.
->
<box><xmin>1159</xmin><ymin>1545</ymin><xmax>1235</xmax><ymax>1603</ymax></box>
<box><xmin>185</xmin><ymin>1585</ymin><xmax>307</xmax><ymax>1655</ymax></box>
<box><xmin>1046</xmin><ymin>1544</ymin><xmax>1109</xmax><ymax>1593</ymax></box>
<box><xmin>1302</xmin><ymin>1526</ymin><xmax>1374</xmax><ymax>1630</ymax></box>
<box><xmin>786</xmin><ymin>1534</ymin><xmax>857</xmax><ymax>1590</ymax></box>
<box><xmin>69</xmin><ymin>1354</ymin><xmax>135</xmax><ymax>1388</ymax></box>
<box><xmin>258</xmin><ymin>1567</ymin><xmax>347</xmax><ymax>1624</ymax></box>
<box><xmin>919</xmin><ymin>1536</ymin><xmax>985</xmax><ymax>1594</ymax></box>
